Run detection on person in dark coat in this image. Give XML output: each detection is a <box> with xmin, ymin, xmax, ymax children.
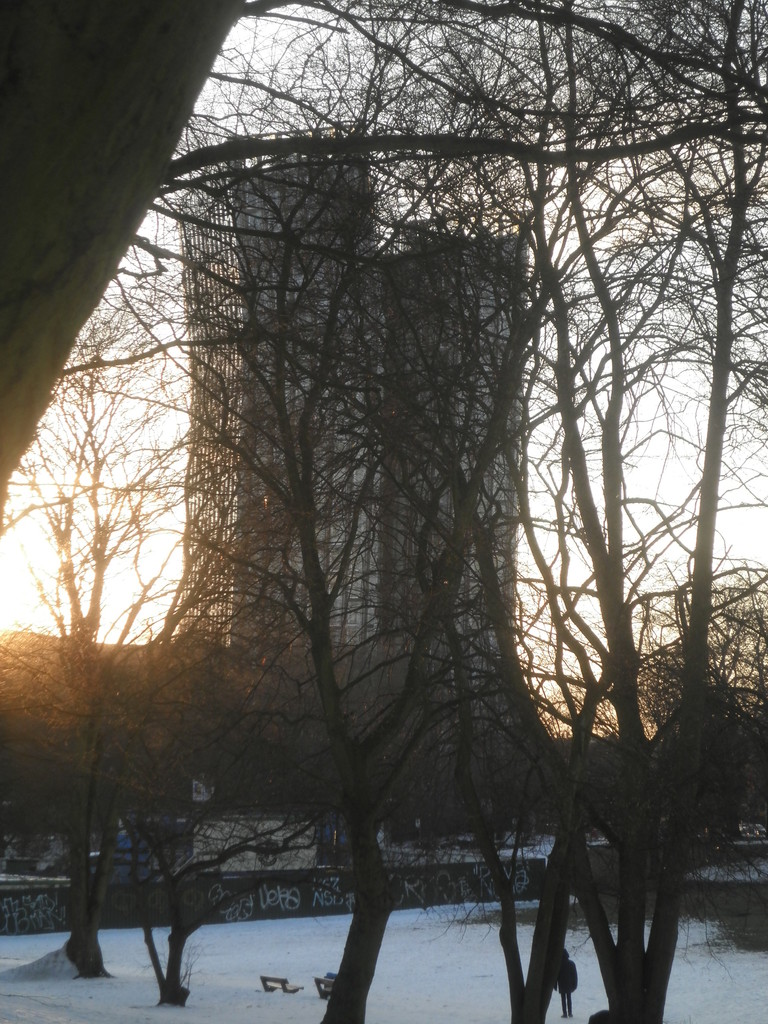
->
<box><xmin>555</xmin><ymin>948</ymin><xmax>578</xmax><ymax>1018</ymax></box>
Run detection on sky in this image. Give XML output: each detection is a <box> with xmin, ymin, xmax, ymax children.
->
<box><xmin>0</xmin><ymin>516</ymin><xmax>54</xmax><ymax>631</ymax></box>
<box><xmin>0</xmin><ymin>497</ymin><xmax>185</xmax><ymax>642</ymax></box>
<box><xmin>0</xmin><ymin>905</ymin><xmax>763</xmax><ymax>1024</ymax></box>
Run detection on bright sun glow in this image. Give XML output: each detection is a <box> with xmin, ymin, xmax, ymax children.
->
<box><xmin>0</xmin><ymin>515</ymin><xmax>60</xmax><ymax>634</ymax></box>
<box><xmin>0</xmin><ymin>289</ymin><xmax>191</xmax><ymax>644</ymax></box>
<box><xmin>0</xmin><ymin>505</ymin><xmax>186</xmax><ymax>642</ymax></box>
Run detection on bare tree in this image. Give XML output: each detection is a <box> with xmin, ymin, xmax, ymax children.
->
<box><xmin>173</xmin><ymin>139</ymin><xmax>530</xmax><ymax>1022</ymax></box>
<box><xmin>1</xmin><ymin>315</ymin><xmax>195</xmax><ymax>977</ymax></box>
<box><xmin>465</xmin><ymin>6</ymin><xmax>768</xmax><ymax>1022</ymax></box>
<box><xmin>120</xmin><ymin>641</ymin><xmax>320</xmax><ymax>1006</ymax></box>
<box><xmin>40</xmin><ymin>2</ymin><xmax>768</xmax><ymax>1019</ymax></box>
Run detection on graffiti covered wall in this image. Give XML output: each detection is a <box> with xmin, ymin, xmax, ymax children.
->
<box><xmin>0</xmin><ymin>858</ymin><xmax>545</xmax><ymax>935</ymax></box>
<box><xmin>0</xmin><ymin>889</ymin><xmax>67</xmax><ymax>936</ymax></box>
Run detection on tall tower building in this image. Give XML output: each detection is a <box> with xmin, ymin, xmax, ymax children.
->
<box><xmin>182</xmin><ymin>158</ymin><xmax>520</xmax><ymax>663</ymax></box>
<box><xmin>182</xmin><ymin>157</ymin><xmax>376</xmax><ymax>643</ymax></box>
<box><xmin>182</xmin><ymin>206</ymin><xmax>245</xmax><ymax>638</ymax></box>
<box><xmin>377</xmin><ymin>220</ymin><xmax>520</xmax><ymax>641</ymax></box>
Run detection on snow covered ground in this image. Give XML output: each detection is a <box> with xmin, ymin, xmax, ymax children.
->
<box><xmin>0</xmin><ymin>906</ymin><xmax>762</xmax><ymax>1023</ymax></box>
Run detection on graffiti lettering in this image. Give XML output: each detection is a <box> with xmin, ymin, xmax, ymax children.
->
<box><xmin>473</xmin><ymin>863</ymin><xmax>497</xmax><ymax>901</ymax></box>
<box><xmin>223</xmin><ymin>893</ymin><xmax>256</xmax><ymax>922</ymax></box>
<box><xmin>259</xmin><ymin>882</ymin><xmax>300</xmax><ymax>913</ymax></box>
<box><xmin>312</xmin><ymin>876</ymin><xmax>354</xmax><ymax>912</ymax></box>
<box><xmin>434</xmin><ymin>870</ymin><xmax>456</xmax><ymax>905</ymax></box>
<box><xmin>457</xmin><ymin>875</ymin><xmax>474</xmax><ymax>902</ymax></box>
<box><xmin>209</xmin><ymin>882</ymin><xmax>258</xmax><ymax>922</ymax></box>
<box><xmin>0</xmin><ymin>858</ymin><xmax>542</xmax><ymax>934</ymax></box>
<box><xmin>513</xmin><ymin>866</ymin><xmax>529</xmax><ymax>895</ymax></box>
<box><xmin>109</xmin><ymin>889</ymin><xmax>135</xmax><ymax>916</ymax></box>
<box><xmin>399</xmin><ymin>875</ymin><xmax>427</xmax><ymax>908</ymax></box>
<box><xmin>500</xmin><ymin>862</ymin><xmax>530</xmax><ymax>895</ymax></box>
<box><xmin>0</xmin><ymin>892</ymin><xmax>66</xmax><ymax>936</ymax></box>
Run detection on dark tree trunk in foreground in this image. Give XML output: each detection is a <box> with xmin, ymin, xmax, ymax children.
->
<box><xmin>322</xmin><ymin>816</ymin><xmax>394</xmax><ymax>1024</ymax></box>
<box><xmin>133</xmin><ymin>833</ymin><xmax>194</xmax><ymax>1007</ymax></box>
<box><xmin>163</xmin><ymin>928</ymin><xmax>192</xmax><ymax>1007</ymax></box>
<box><xmin>66</xmin><ymin>914</ymin><xmax>108</xmax><ymax>979</ymax></box>
<box><xmin>137</xmin><ymin>876</ymin><xmax>193</xmax><ymax>1006</ymax></box>
<box><xmin>0</xmin><ymin>0</ymin><xmax>241</xmax><ymax>513</ymax></box>
<box><xmin>142</xmin><ymin>924</ymin><xmax>192</xmax><ymax>1007</ymax></box>
<box><xmin>66</xmin><ymin>812</ymin><xmax>120</xmax><ymax>977</ymax></box>
<box><xmin>138</xmin><ymin>900</ymin><xmax>192</xmax><ymax>1007</ymax></box>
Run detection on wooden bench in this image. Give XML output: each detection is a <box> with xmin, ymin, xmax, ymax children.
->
<box><xmin>314</xmin><ymin>975</ymin><xmax>336</xmax><ymax>999</ymax></box>
<box><xmin>260</xmin><ymin>975</ymin><xmax>303</xmax><ymax>994</ymax></box>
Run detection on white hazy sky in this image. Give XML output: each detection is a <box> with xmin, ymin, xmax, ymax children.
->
<box><xmin>0</xmin><ymin>508</ymin><xmax>186</xmax><ymax>641</ymax></box>
<box><xmin>0</xmin><ymin>514</ymin><xmax>59</xmax><ymax>633</ymax></box>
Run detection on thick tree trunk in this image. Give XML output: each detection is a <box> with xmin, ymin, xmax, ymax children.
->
<box><xmin>137</xmin><ymin>873</ymin><xmax>192</xmax><ymax>1006</ymax></box>
<box><xmin>66</xmin><ymin>807</ymin><xmax>119</xmax><ymax>978</ymax></box>
<box><xmin>0</xmin><ymin>0</ymin><xmax>241</xmax><ymax>514</ymax></box>
<box><xmin>66</xmin><ymin>918</ymin><xmax>108</xmax><ymax>979</ymax></box>
<box><xmin>66</xmin><ymin>847</ymin><xmax>111</xmax><ymax>977</ymax></box>
<box><xmin>322</xmin><ymin>816</ymin><xmax>393</xmax><ymax>1024</ymax></box>
<box><xmin>615</xmin><ymin>840</ymin><xmax>652</xmax><ymax>1024</ymax></box>
<box><xmin>134</xmin><ymin>845</ymin><xmax>195</xmax><ymax>1008</ymax></box>
<box><xmin>139</xmin><ymin>918</ymin><xmax>191</xmax><ymax>1005</ymax></box>
<box><xmin>520</xmin><ymin>838</ymin><xmax>573</xmax><ymax>1024</ymax></box>
<box><xmin>161</xmin><ymin>928</ymin><xmax>192</xmax><ymax>1006</ymax></box>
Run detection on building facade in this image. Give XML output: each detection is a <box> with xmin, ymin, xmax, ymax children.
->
<box><xmin>182</xmin><ymin>159</ymin><xmax>521</xmax><ymax>677</ymax></box>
